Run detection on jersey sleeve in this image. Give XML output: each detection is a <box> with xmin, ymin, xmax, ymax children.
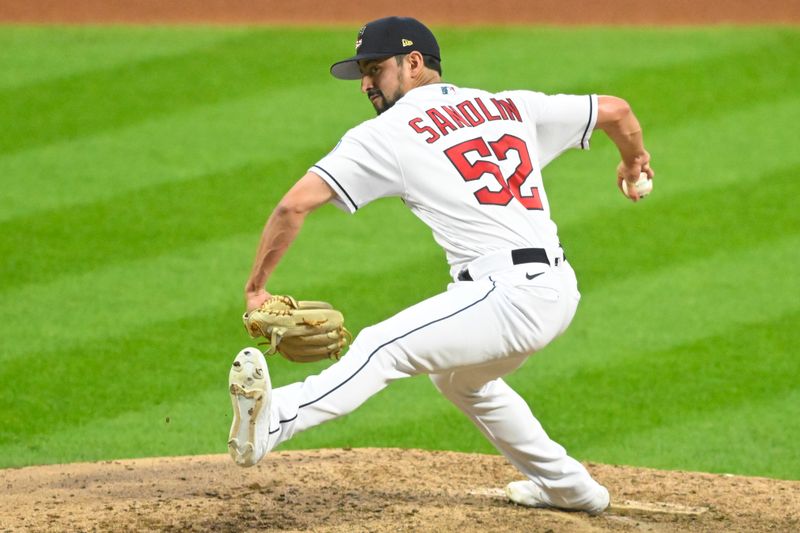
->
<box><xmin>309</xmin><ymin>122</ymin><xmax>404</xmax><ymax>214</ymax></box>
<box><xmin>502</xmin><ymin>91</ymin><xmax>598</xmax><ymax>167</ymax></box>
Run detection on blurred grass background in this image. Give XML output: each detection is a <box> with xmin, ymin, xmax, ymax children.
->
<box><xmin>1</xmin><ymin>25</ymin><xmax>798</xmax><ymax>480</ymax></box>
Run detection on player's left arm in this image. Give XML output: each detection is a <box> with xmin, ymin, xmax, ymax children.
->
<box><xmin>244</xmin><ymin>172</ymin><xmax>335</xmax><ymax>312</ymax></box>
<box><xmin>595</xmin><ymin>95</ymin><xmax>654</xmax><ymax>201</ymax></box>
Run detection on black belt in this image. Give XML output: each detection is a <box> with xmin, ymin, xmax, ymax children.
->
<box><xmin>457</xmin><ymin>248</ymin><xmax>558</xmax><ymax>282</ymax></box>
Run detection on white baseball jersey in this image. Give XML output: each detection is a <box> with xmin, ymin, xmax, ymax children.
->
<box><xmin>243</xmin><ymin>83</ymin><xmax>611</xmax><ymax>509</ymax></box>
<box><xmin>311</xmin><ymin>84</ymin><xmax>597</xmax><ymax>278</ymax></box>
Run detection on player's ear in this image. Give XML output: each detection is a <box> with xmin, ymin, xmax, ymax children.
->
<box><xmin>407</xmin><ymin>51</ymin><xmax>425</xmax><ymax>77</ymax></box>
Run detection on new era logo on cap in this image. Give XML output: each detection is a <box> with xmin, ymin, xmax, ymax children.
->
<box><xmin>330</xmin><ymin>16</ymin><xmax>441</xmax><ymax>80</ymax></box>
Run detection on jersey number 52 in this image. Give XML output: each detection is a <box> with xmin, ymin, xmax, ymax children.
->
<box><xmin>444</xmin><ymin>134</ymin><xmax>543</xmax><ymax>210</ymax></box>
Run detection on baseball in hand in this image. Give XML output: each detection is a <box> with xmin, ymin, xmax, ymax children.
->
<box><xmin>622</xmin><ymin>172</ymin><xmax>653</xmax><ymax>199</ymax></box>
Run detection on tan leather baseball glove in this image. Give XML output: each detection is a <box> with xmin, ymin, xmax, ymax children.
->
<box><xmin>242</xmin><ymin>295</ymin><xmax>351</xmax><ymax>363</ymax></box>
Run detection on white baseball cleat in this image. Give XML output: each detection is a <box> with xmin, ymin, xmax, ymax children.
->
<box><xmin>505</xmin><ymin>480</ymin><xmax>610</xmax><ymax>515</ymax></box>
<box><xmin>228</xmin><ymin>347</ymin><xmax>271</xmax><ymax>467</ymax></box>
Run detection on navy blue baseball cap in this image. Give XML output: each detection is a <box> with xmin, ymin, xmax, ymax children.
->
<box><xmin>330</xmin><ymin>16</ymin><xmax>440</xmax><ymax>80</ymax></box>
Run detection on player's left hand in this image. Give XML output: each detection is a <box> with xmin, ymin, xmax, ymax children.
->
<box><xmin>616</xmin><ymin>151</ymin><xmax>654</xmax><ymax>202</ymax></box>
<box><xmin>243</xmin><ymin>295</ymin><xmax>351</xmax><ymax>362</ymax></box>
<box><xmin>246</xmin><ymin>288</ymin><xmax>272</xmax><ymax>313</ymax></box>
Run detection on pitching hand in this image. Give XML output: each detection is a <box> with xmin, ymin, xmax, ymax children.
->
<box><xmin>617</xmin><ymin>151</ymin><xmax>654</xmax><ymax>202</ymax></box>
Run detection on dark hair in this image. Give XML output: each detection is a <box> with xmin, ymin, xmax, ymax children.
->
<box><xmin>394</xmin><ymin>53</ymin><xmax>442</xmax><ymax>76</ymax></box>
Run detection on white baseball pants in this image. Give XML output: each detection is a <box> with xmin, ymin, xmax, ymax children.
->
<box><xmin>262</xmin><ymin>257</ymin><xmax>604</xmax><ymax>508</ymax></box>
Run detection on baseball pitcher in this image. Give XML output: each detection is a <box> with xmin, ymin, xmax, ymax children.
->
<box><xmin>229</xmin><ymin>16</ymin><xmax>654</xmax><ymax>515</ymax></box>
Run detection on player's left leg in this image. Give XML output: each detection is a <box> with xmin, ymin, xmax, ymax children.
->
<box><xmin>427</xmin><ymin>261</ymin><xmax>608</xmax><ymax>513</ymax></box>
<box><xmin>260</xmin><ymin>275</ymin><xmax>505</xmax><ymax>453</ymax></box>
<box><xmin>250</xmin><ymin>264</ymin><xmax>561</xmax><ymax>461</ymax></box>
<box><xmin>430</xmin><ymin>361</ymin><xmax>609</xmax><ymax>514</ymax></box>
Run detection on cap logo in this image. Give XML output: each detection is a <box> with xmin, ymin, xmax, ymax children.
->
<box><xmin>402</xmin><ymin>39</ymin><xmax>414</xmax><ymax>47</ymax></box>
<box><xmin>356</xmin><ymin>25</ymin><xmax>366</xmax><ymax>51</ymax></box>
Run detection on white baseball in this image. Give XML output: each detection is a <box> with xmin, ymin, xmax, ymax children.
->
<box><xmin>622</xmin><ymin>172</ymin><xmax>653</xmax><ymax>198</ymax></box>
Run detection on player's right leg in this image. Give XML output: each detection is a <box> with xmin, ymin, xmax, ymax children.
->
<box><xmin>228</xmin><ymin>347</ymin><xmax>272</xmax><ymax>467</ymax></box>
<box><xmin>235</xmin><ymin>275</ymin><xmax>505</xmax><ymax>462</ymax></box>
<box><xmin>227</xmin><ymin>334</ymin><xmax>412</xmax><ymax>467</ymax></box>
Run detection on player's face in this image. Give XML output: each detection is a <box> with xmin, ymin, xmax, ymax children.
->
<box><xmin>358</xmin><ymin>57</ymin><xmax>407</xmax><ymax>115</ymax></box>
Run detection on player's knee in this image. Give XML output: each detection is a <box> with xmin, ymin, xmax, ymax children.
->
<box><xmin>430</xmin><ymin>372</ymin><xmax>477</xmax><ymax>399</ymax></box>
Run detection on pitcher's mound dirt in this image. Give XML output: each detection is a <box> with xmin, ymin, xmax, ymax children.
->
<box><xmin>2</xmin><ymin>448</ymin><xmax>798</xmax><ymax>532</ymax></box>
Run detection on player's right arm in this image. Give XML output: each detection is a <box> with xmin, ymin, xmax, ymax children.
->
<box><xmin>244</xmin><ymin>172</ymin><xmax>335</xmax><ymax>312</ymax></box>
<box><xmin>596</xmin><ymin>95</ymin><xmax>654</xmax><ymax>201</ymax></box>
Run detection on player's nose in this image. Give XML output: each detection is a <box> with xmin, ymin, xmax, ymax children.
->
<box><xmin>360</xmin><ymin>75</ymin><xmax>373</xmax><ymax>94</ymax></box>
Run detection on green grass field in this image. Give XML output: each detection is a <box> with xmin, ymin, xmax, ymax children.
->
<box><xmin>1</xmin><ymin>25</ymin><xmax>798</xmax><ymax>480</ymax></box>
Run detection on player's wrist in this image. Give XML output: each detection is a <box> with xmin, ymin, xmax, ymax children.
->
<box><xmin>244</xmin><ymin>283</ymin><xmax>267</xmax><ymax>297</ymax></box>
<box><xmin>621</xmin><ymin>150</ymin><xmax>649</xmax><ymax>170</ymax></box>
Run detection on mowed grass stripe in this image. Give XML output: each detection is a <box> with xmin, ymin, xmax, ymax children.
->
<box><xmin>0</xmin><ymin>234</ymin><xmax>252</xmax><ymax>358</ymax></box>
<box><xmin>3</xmin><ymin>90</ymin><xmax>796</xmax><ymax>233</ymax></box>
<box><xmin>0</xmin><ymin>26</ymin><xmax>247</xmax><ymax>90</ymax></box>
<box><xmin>3</xmin><ymin>92</ymin><xmax>799</xmax><ymax>292</ymax></box>
<box><xmin>522</xmin><ymin>233</ymin><xmax>800</xmax><ymax>377</ymax></box>
<box><xmin>544</xmin><ymin>95</ymin><xmax>800</xmax><ymax>228</ymax></box>
<box><xmin>447</xmin><ymin>27</ymin><xmax>800</xmax><ymax>155</ymax></box>
<box><xmin>0</xmin><ymin>201</ymin><xmax>440</xmax><ymax>359</ymax></box>
<box><xmin>3</xmin><ymin>144</ymin><xmax>796</xmax><ymax>321</ymax></box>
<box><xmin>0</xmin><ymin>28</ymin><xmax>782</xmax><ymax>133</ymax></box>
<box><xmin>0</xmin><ymin>308</ymin><xmax>238</xmax><ymax>456</ymax></box>
<box><xmin>543</xmin><ymin>309</ymin><xmax>800</xmax><ymax>450</ymax></box>
<box><xmin>5</xmin><ymin>359</ymin><xmax>796</xmax><ymax>475</ymax></box>
<box><xmin>559</xmin><ymin>162</ymin><xmax>800</xmax><ymax>290</ymax></box>
<box><xmin>0</xmin><ymin>243</ymin><xmax>448</xmax><ymax>449</ymax></box>
<box><xmin>0</xmin><ymin>82</ymin><xmax>361</xmax><ymax>222</ymax></box>
<box><xmin>9</xmin><ymin>289</ymin><xmax>794</xmax><ymax>470</ymax></box>
<box><xmin>4</xmin><ymin>28</ymin><xmax>796</xmax><ymax>219</ymax></box>
<box><xmin>0</xmin><ymin>28</ymin><xmax>351</xmax><ymax>155</ymax></box>
<box><xmin>0</xmin><ymin>161</ymin><xmax>775</xmax><ymax>319</ymax></box>
<box><xmin>587</xmin><ymin>31</ymin><xmax>800</xmax><ymax>125</ymax></box>
<box><xmin>4</xmin><ymin>35</ymin><xmax>797</xmax><ymax>222</ymax></box>
<box><xmin>0</xmin><ymin>157</ymin><xmax>313</xmax><ymax>292</ymax></box>
<box><xmin>0</xmin><ymin>233</ymin><xmax>797</xmax><ymax>458</ymax></box>
<box><xmin>511</xmin><ymin>242</ymin><xmax>800</xmax><ymax>480</ymax></box>
<box><xmin>0</xmin><ymin>244</ymin><xmax>795</xmax><ymax>472</ymax></box>
<box><xmin>0</xmin><ymin>371</ymin><xmax>454</xmax><ymax>466</ymax></box>
<box><xmin>587</xmin><ymin>386</ymin><xmax>800</xmax><ymax>480</ymax></box>
<box><xmin>0</xmin><ymin>384</ymin><xmax>233</xmax><ymax>467</ymax></box>
<box><xmin>501</xmin><ymin>233</ymin><xmax>800</xmax><ymax>462</ymax></box>
<box><xmin>447</xmin><ymin>28</ymin><xmax>800</xmax><ymax>126</ymax></box>
<box><xmin>0</xmin><ymin>363</ymin><xmax>462</xmax><ymax>467</ymax></box>
<box><xmin>440</xmin><ymin>26</ymin><xmax>793</xmax><ymax>93</ymax></box>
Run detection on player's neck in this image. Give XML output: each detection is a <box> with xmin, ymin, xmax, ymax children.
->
<box><xmin>410</xmin><ymin>70</ymin><xmax>442</xmax><ymax>91</ymax></box>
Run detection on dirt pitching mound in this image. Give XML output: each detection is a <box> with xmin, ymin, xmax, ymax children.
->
<box><xmin>2</xmin><ymin>448</ymin><xmax>799</xmax><ymax>532</ymax></box>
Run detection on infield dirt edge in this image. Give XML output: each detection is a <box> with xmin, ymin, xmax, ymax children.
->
<box><xmin>2</xmin><ymin>448</ymin><xmax>799</xmax><ymax>532</ymax></box>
